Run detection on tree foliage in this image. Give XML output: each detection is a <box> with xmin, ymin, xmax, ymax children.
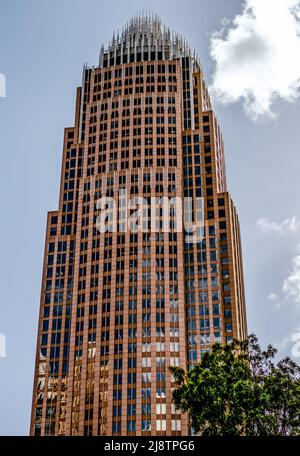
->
<box><xmin>170</xmin><ymin>334</ymin><xmax>300</xmax><ymax>435</ymax></box>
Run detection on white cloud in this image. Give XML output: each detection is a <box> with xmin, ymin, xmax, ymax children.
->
<box><xmin>282</xmin><ymin>245</ymin><xmax>300</xmax><ymax>305</ymax></box>
<box><xmin>268</xmin><ymin>293</ymin><xmax>278</xmax><ymax>301</ymax></box>
<box><xmin>291</xmin><ymin>331</ymin><xmax>300</xmax><ymax>357</ymax></box>
<box><xmin>264</xmin><ymin>245</ymin><xmax>300</xmax><ymax>313</ymax></box>
<box><xmin>276</xmin><ymin>334</ymin><xmax>292</xmax><ymax>352</ymax></box>
<box><xmin>257</xmin><ymin>216</ymin><xmax>300</xmax><ymax>235</ymax></box>
<box><xmin>275</xmin><ymin>329</ymin><xmax>300</xmax><ymax>358</ymax></box>
<box><xmin>268</xmin><ymin>293</ymin><xmax>281</xmax><ymax>310</ymax></box>
<box><xmin>210</xmin><ymin>0</ymin><xmax>300</xmax><ymax>120</ymax></box>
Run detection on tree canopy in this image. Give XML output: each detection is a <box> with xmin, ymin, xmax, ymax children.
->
<box><xmin>170</xmin><ymin>334</ymin><xmax>300</xmax><ymax>435</ymax></box>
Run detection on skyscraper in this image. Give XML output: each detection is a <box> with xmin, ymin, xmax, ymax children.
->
<box><xmin>30</xmin><ymin>14</ymin><xmax>247</xmax><ymax>437</ymax></box>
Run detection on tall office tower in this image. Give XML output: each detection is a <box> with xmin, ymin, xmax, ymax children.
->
<box><xmin>30</xmin><ymin>14</ymin><xmax>247</xmax><ymax>437</ymax></box>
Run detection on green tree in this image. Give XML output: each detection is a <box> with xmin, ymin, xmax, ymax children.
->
<box><xmin>170</xmin><ymin>334</ymin><xmax>300</xmax><ymax>435</ymax></box>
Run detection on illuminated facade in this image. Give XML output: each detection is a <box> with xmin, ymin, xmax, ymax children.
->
<box><xmin>30</xmin><ymin>15</ymin><xmax>247</xmax><ymax>436</ymax></box>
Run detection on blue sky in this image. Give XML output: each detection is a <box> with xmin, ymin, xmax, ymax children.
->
<box><xmin>1</xmin><ymin>0</ymin><xmax>300</xmax><ymax>435</ymax></box>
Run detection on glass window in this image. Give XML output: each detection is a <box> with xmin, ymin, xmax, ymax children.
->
<box><xmin>226</xmin><ymin>322</ymin><xmax>233</xmax><ymax>332</ymax></box>
<box><xmin>142</xmin><ymin>420</ymin><xmax>151</xmax><ymax>431</ymax></box>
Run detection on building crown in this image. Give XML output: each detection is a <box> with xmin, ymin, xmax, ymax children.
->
<box><xmin>99</xmin><ymin>13</ymin><xmax>201</xmax><ymax>68</ymax></box>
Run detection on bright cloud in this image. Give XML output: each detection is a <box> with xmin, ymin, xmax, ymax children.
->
<box><xmin>210</xmin><ymin>0</ymin><xmax>300</xmax><ymax>120</ymax></box>
<box><xmin>275</xmin><ymin>330</ymin><xmax>300</xmax><ymax>358</ymax></box>
<box><xmin>268</xmin><ymin>293</ymin><xmax>281</xmax><ymax>310</ymax></box>
<box><xmin>259</xmin><ymin>221</ymin><xmax>300</xmax><ymax>309</ymax></box>
<box><xmin>282</xmin><ymin>245</ymin><xmax>300</xmax><ymax>305</ymax></box>
<box><xmin>257</xmin><ymin>216</ymin><xmax>300</xmax><ymax>235</ymax></box>
<box><xmin>268</xmin><ymin>293</ymin><xmax>278</xmax><ymax>301</ymax></box>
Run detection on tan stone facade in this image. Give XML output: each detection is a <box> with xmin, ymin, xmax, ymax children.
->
<box><xmin>30</xmin><ymin>15</ymin><xmax>247</xmax><ymax>436</ymax></box>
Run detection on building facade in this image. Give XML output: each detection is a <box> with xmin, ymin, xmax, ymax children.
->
<box><xmin>30</xmin><ymin>15</ymin><xmax>247</xmax><ymax>436</ymax></box>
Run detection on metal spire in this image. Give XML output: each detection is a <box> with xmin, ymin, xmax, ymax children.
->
<box><xmin>98</xmin><ymin>13</ymin><xmax>201</xmax><ymax>68</ymax></box>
